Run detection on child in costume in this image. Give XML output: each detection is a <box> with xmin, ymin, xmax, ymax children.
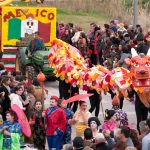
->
<box><xmin>29</xmin><ymin>100</ymin><xmax>45</xmax><ymax>150</ymax></box>
<box><xmin>0</xmin><ymin>110</ymin><xmax>23</xmax><ymax>150</ymax></box>
<box><xmin>112</xmin><ymin>96</ymin><xmax>128</xmax><ymax>126</ymax></box>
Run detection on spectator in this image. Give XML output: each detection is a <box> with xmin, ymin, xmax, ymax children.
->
<box><xmin>83</xmin><ymin>128</ymin><xmax>95</xmax><ymax>148</ymax></box>
<box><xmin>119</xmin><ymin>126</ymin><xmax>134</xmax><ymax>147</ymax></box>
<box><xmin>139</xmin><ymin>121</ymin><xmax>147</xmax><ymax>142</ymax></box>
<box><xmin>0</xmin><ymin>110</ymin><xmax>23</xmax><ymax>149</ymax></box>
<box><xmin>25</xmin><ymin>85</ymin><xmax>36</xmax><ymax>120</ymax></box>
<box><xmin>0</xmin><ymin>76</ymin><xmax>11</xmax><ymax>120</ymax></box>
<box><xmin>29</xmin><ymin>100</ymin><xmax>45</xmax><ymax>149</ymax></box>
<box><xmin>142</xmin><ymin>118</ymin><xmax>150</xmax><ymax>150</ymax></box>
<box><xmin>9</xmin><ymin>86</ymin><xmax>29</xmax><ymax>110</ymax></box>
<box><xmin>73</xmin><ymin>136</ymin><xmax>84</xmax><ymax>150</ymax></box>
<box><xmin>130</xmin><ymin>128</ymin><xmax>141</xmax><ymax>150</ymax></box>
<box><xmin>95</xmin><ymin>133</ymin><xmax>109</xmax><ymax>150</ymax></box>
<box><xmin>125</xmin><ymin>147</ymin><xmax>137</xmax><ymax>150</ymax></box>
<box><xmin>62</xmin><ymin>144</ymin><xmax>73</xmax><ymax>150</ymax></box>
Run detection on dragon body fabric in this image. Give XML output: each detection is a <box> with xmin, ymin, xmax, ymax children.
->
<box><xmin>48</xmin><ymin>39</ymin><xmax>150</xmax><ymax>107</ymax></box>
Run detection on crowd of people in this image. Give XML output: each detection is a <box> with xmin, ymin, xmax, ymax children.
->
<box><xmin>0</xmin><ymin>19</ymin><xmax>149</xmax><ymax>150</ymax></box>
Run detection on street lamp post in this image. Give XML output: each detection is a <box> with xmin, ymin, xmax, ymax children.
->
<box><xmin>133</xmin><ymin>0</ymin><xmax>138</xmax><ymax>28</ymax></box>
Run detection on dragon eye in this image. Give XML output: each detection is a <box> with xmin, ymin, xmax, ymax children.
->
<box><xmin>145</xmin><ymin>64</ymin><xmax>150</xmax><ymax>67</ymax></box>
<box><xmin>134</xmin><ymin>64</ymin><xmax>139</xmax><ymax>67</ymax></box>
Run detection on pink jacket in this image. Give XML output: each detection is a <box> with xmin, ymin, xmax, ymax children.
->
<box><xmin>101</xmin><ymin>120</ymin><xmax>118</xmax><ymax>132</ymax></box>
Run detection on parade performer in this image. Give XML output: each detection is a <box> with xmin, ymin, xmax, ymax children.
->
<box><xmin>45</xmin><ymin>96</ymin><xmax>66</xmax><ymax>150</ymax></box>
<box><xmin>112</xmin><ymin>96</ymin><xmax>128</xmax><ymax>126</ymax></box>
<box><xmin>88</xmin><ymin>117</ymin><xmax>101</xmax><ymax>138</ymax></box>
<box><xmin>48</xmin><ymin>39</ymin><xmax>150</xmax><ymax>109</ymax></box>
<box><xmin>72</xmin><ymin>101</ymin><xmax>92</xmax><ymax>137</ymax></box>
<box><xmin>102</xmin><ymin>109</ymin><xmax>118</xmax><ymax>132</ymax></box>
<box><xmin>0</xmin><ymin>110</ymin><xmax>23</xmax><ymax>150</ymax></box>
<box><xmin>60</xmin><ymin>100</ymin><xmax>74</xmax><ymax>144</ymax></box>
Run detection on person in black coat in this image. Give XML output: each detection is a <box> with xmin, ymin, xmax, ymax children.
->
<box><xmin>128</xmin><ymin>88</ymin><xmax>148</xmax><ymax>133</ymax></box>
<box><xmin>0</xmin><ymin>76</ymin><xmax>11</xmax><ymax>120</ymax></box>
<box><xmin>58</xmin><ymin>79</ymin><xmax>70</xmax><ymax>100</ymax></box>
<box><xmin>88</xmin><ymin>89</ymin><xmax>101</xmax><ymax>117</ymax></box>
<box><xmin>68</xmin><ymin>86</ymin><xmax>79</xmax><ymax>113</ymax></box>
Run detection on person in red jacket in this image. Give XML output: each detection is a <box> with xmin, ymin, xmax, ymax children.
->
<box><xmin>45</xmin><ymin>96</ymin><xmax>66</xmax><ymax>150</ymax></box>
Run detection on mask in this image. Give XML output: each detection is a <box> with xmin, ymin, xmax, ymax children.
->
<box><xmin>90</xmin><ymin>121</ymin><xmax>97</xmax><ymax>129</ymax></box>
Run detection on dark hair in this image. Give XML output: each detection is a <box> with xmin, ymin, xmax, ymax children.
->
<box><xmin>2</xmin><ymin>76</ymin><xmax>10</xmax><ymax>84</ymax></box>
<box><xmin>130</xmin><ymin>129</ymin><xmax>141</xmax><ymax>150</ymax></box>
<box><xmin>79</xmin><ymin>101</ymin><xmax>86</xmax><ymax>106</ymax></box>
<box><xmin>6</xmin><ymin>109</ymin><xmax>18</xmax><ymax>122</ymax></box>
<box><xmin>88</xmin><ymin>117</ymin><xmax>101</xmax><ymax>127</ymax></box>
<box><xmin>104</xmin><ymin>24</ymin><xmax>110</xmax><ymax>29</ymax></box>
<box><xmin>146</xmin><ymin>118</ymin><xmax>150</xmax><ymax>128</ymax></box>
<box><xmin>15</xmin><ymin>75</ymin><xmax>23</xmax><ymax>82</ymax></box>
<box><xmin>136</xmin><ymin>24</ymin><xmax>141</xmax><ymax>28</ymax></box>
<box><xmin>0</xmin><ymin>63</ymin><xmax>5</xmax><ymax>70</ymax></box>
<box><xmin>34</xmin><ymin>31</ymin><xmax>39</xmax><ymax>35</ymax></box>
<box><xmin>105</xmin><ymin>109</ymin><xmax>116</xmax><ymax>120</ymax></box>
<box><xmin>32</xmin><ymin>78</ymin><xmax>40</xmax><ymax>86</ymax></box>
<box><xmin>136</xmin><ymin>33</ymin><xmax>144</xmax><ymax>42</ymax></box>
<box><xmin>73</xmin><ymin>136</ymin><xmax>84</xmax><ymax>150</ymax></box>
<box><xmin>14</xmin><ymin>86</ymin><xmax>23</xmax><ymax>93</ymax></box>
<box><xmin>90</xmin><ymin>22</ymin><xmax>96</xmax><ymax>26</ymax></box>
<box><xmin>84</xmin><ymin>128</ymin><xmax>93</xmax><ymax>140</ymax></box>
<box><xmin>68</xmin><ymin>23</ymin><xmax>74</xmax><ymax>28</ymax></box>
<box><xmin>120</xmin><ymin>126</ymin><xmax>131</xmax><ymax>138</ymax></box>
<box><xmin>35</xmin><ymin>100</ymin><xmax>43</xmax><ymax>108</ymax></box>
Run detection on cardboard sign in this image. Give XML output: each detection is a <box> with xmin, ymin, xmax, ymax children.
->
<box><xmin>1</xmin><ymin>6</ymin><xmax>56</xmax><ymax>46</ymax></box>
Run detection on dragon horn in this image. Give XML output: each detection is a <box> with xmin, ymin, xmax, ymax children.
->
<box><xmin>147</xmin><ymin>48</ymin><xmax>150</xmax><ymax>56</ymax></box>
<box><xmin>131</xmin><ymin>48</ymin><xmax>138</xmax><ymax>57</ymax></box>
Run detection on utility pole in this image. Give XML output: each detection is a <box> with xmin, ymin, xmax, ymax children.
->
<box><xmin>133</xmin><ymin>0</ymin><xmax>138</xmax><ymax>28</ymax></box>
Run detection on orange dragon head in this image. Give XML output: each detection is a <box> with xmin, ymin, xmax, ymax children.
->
<box><xmin>126</xmin><ymin>48</ymin><xmax>150</xmax><ymax>87</ymax></box>
<box><xmin>125</xmin><ymin>48</ymin><xmax>150</xmax><ymax>107</ymax></box>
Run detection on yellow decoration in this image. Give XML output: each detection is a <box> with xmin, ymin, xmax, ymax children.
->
<box><xmin>24</xmin><ymin>0</ymin><xmax>30</xmax><ymax>2</ymax></box>
<box><xmin>0</xmin><ymin>0</ymin><xmax>12</xmax><ymax>6</ymax></box>
<box><xmin>1</xmin><ymin>6</ymin><xmax>56</xmax><ymax>49</ymax></box>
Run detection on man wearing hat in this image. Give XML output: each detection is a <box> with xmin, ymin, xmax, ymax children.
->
<box><xmin>45</xmin><ymin>96</ymin><xmax>66</xmax><ymax>150</ymax></box>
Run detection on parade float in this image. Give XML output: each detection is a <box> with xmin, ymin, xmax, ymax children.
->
<box><xmin>0</xmin><ymin>3</ymin><xmax>56</xmax><ymax>79</ymax></box>
<box><xmin>48</xmin><ymin>39</ymin><xmax>150</xmax><ymax>108</ymax></box>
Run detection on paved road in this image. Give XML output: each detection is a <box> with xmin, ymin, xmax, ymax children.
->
<box><xmin>44</xmin><ymin>80</ymin><xmax>137</xmax><ymax>139</ymax></box>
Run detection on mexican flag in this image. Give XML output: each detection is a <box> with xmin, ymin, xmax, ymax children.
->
<box><xmin>8</xmin><ymin>18</ymin><xmax>51</xmax><ymax>43</ymax></box>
